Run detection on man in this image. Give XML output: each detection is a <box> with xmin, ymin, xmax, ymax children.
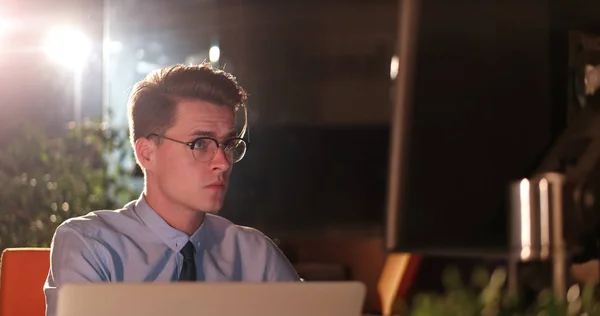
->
<box><xmin>44</xmin><ymin>63</ymin><xmax>300</xmax><ymax>316</ymax></box>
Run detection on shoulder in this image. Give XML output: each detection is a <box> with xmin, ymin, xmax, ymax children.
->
<box><xmin>55</xmin><ymin>200</ymin><xmax>139</xmax><ymax>240</ymax></box>
<box><xmin>203</xmin><ymin>214</ymin><xmax>300</xmax><ymax>281</ymax></box>
<box><xmin>50</xmin><ymin>201</ymin><xmax>141</xmax><ymax>270</ymax></box>
<box><xmin>204</xmin><ymin>213</ymin><xmax>275</xmax><ymax>248</ymax></box>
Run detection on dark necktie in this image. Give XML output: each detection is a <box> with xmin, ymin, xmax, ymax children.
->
<box><xmin>178</xmin><ymin>241</ymin><xmax>197</xmax><ymax>281</ymax></box>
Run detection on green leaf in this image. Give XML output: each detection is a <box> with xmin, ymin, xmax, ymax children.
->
<box><xmin>0</xmin><ymin>121</ymin><xmax>137</xmax><ymax>250</ymax></box>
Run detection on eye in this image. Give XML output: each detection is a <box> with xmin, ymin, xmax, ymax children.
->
<box><xmin>224</xmin><ymin>139</ymin><xmax>243</xmax><ymax>151</ymax></box>
<box><xmin>192</xmin><ymin>138</ymin><xmax>212</xmax><ymax>150</ymax></box>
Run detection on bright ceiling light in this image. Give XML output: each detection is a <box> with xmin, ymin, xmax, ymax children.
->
<box><xmin>43</xmin><ymin>26</ymin><xmax>91</xmax><ymax>70</ymax></box>
<box><xmin>209</xmin><ymin>45</ymin><xmax>220</xmax><ymax>63</ymax></box>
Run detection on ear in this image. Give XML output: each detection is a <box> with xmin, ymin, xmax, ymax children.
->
<box><xmin>134</xmin><ymin>137</ymin><xmax>157</xmax><ymax>172</ymax></box>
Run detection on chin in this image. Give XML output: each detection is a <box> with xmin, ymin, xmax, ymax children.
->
<box><xmin>195</xmin><ymin>200</ymin><xmax>223</xmax><ymax>213</ymax></box>
<box><xmin>196</xmin><ymin>191</ymin><xmax>226</xmax><ymax>213</ymax></box>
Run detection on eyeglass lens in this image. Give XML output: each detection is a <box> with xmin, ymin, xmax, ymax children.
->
<box><xmin>190</xmin><ymin>138</ymin><xmax>247</xmax><ymax>163</ymax></box>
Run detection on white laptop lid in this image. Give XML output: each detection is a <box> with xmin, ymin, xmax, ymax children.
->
<box><xmin>57</xmin><ymin>281</ymin><xmax>366</xmax><ymax>316</ymax></box>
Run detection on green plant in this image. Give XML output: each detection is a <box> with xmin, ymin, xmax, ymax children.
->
<box><xmin>0</xmin><ymin>121</ymin><xmax>138</xmax><ymax>249</ymax></box>
<box><xmin>399</xmin><ymin>265</ymin><xmax>600</xmax><ymax>316</ymax></box>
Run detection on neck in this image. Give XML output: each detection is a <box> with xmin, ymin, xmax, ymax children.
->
<box><xmin>143</xmin><ymin>180</ymin><xmax>205</xmax><ymax>236</ymax></box>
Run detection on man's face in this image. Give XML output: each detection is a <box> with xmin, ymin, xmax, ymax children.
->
<box><xmin>151</xmin><ymin>100</ymin><xmax>236</xmax><ymax>213</ymax></box>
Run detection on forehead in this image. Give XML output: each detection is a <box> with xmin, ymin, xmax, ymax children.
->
<box><xmin>170</xmin><ymin>99</ymin><xmax>235</xmax><ymax>135</ymax></box>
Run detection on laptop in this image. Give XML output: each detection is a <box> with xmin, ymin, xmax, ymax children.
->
<box><xmin>57</xmin><ymin>281</ymin><xmax>366</xmax><ymax>316</ymax></box>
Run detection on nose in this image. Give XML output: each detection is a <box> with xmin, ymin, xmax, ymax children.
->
<box><xmin>211</xmin><ymin>147</ymin><xmax>231</xmax><ymax>171</ymax></box>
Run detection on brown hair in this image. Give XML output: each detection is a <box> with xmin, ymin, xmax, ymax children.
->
<box><xmin>127</xmin><ymin>63</ymin><xmax>247</xmax><ymax>147</ymax></box>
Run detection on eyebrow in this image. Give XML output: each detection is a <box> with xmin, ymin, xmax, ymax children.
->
<box><xmin>189</xmin><ymin>130</ymin><xmax>238</xmax><ymax>138</ymax></box>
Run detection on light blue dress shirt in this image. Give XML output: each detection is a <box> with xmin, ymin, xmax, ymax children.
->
<box><xmin>44</xmin><ymin>194</ymin><xmax>300</xmax><ymax>316</ymax></box>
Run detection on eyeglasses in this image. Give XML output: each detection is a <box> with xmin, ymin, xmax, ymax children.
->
<box><xmin>147</xmin><ymin>133</ymin><xmax>248</xmax><ymax>164</ymax></box>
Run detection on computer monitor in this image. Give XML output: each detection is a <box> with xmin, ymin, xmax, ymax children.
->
<box><xmin>384</xmin><ymin>0</ymin><xmax>591</xmax><ymax>256</ymax></box>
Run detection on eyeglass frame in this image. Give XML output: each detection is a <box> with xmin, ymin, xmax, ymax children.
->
<box><xmin>146</xmin><ymin>133</ymin><xmax>249</xmax><ymax>163</ymax></box>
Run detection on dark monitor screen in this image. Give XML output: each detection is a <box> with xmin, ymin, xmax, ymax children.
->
<box><xmin>386</xmin><ymin>0</ymin><xmax>561</xmax><ymax>255</ymax></box>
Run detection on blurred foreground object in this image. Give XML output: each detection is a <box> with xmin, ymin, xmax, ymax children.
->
<box><xmin>0</xmin><ymin>248</ymin><xmax>50</xmax><ymax>316</ymax></box>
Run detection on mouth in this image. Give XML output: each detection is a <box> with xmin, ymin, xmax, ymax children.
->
<box><xmin>205</xmin><ymin>183</ymin><xmax>226</xmax><ymax>190</ymax></box>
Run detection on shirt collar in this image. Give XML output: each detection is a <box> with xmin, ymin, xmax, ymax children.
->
<box><xmin>132</xmin><ymin>194</ymin><xmax>206</xmax><ymax>252</ymax></box>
